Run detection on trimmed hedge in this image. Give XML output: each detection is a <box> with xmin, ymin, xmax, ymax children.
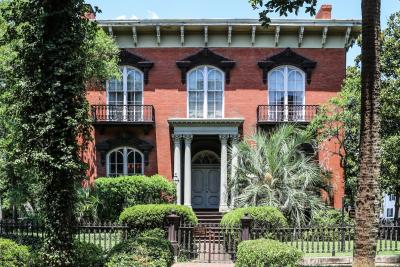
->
<box><xmin>95</xmin><ymin>175</ymin><xmax>175</xmax><ymax>220</ymax></box>
<box><xmin>119</xmin><ymin>204</ymin><xmax>198</xmax><ymax>233</ymax></box>
<box><xmin>220</xmin><ymin>206</ymin><xmax>288</xmax><ymax>228</ymax></box>
<box><xmin>236</xmin><ymin>239</ymin><xmax>302</xmax><ymax>267</ymax></box>
<box><xmin>106</xmin><ymin>229</ymin><xmax>174</xmax><ymax>267</ymax></box>
<box><xmin>0</xmin><ymin>238</ymin><xmax>31</xmax><ymax>267</ymax></box>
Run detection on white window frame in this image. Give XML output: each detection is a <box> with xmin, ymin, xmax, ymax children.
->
<box><xmin>106</xmin><ymin>66</ymin><xmax>144</xmax><ymax>121</ymax></box>
<box><xmin>106</xmin><ymin>146</ymin><xmax>144</xmax><ymax>176</ymax></box>
<box><xmin>267</xmin><ymin>65</ymin><xmax>306</xmax><ymax>121</ymax></box>
<box><xmin>186</xmin><ymin>65</ymin><xmax>225</xmax><ymax>119</ymax></box>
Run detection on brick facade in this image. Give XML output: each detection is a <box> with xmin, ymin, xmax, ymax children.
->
<box><xmin>85</xmin><ymin>47</ymin><xmax>346</xmax><ymax>208</ymax></box>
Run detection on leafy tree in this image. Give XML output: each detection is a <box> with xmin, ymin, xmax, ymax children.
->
<box><xmin>0</xmin><ymin>1</ymin><xmax>119</xmax><ymax>221</ymax></box>
<box><xmin>250</xmin><ymin>1</ymin><xmax>382</xmax><ymax>265</ymax></box>
<box><xmin>0</xmin><ymin>0</ymin><xmax>118</xmax><ymax>265</ymax></box>
<box><xmin>307</xmin><ymin>67</ymin><xmax>361</xmax><ymax>206</ymax></box>
<box><xmin>379</xmin><ymin>11</ymin><xmax>400</xmax><ymax>218</ymax></box>
<box><xmin>232</xmin><ymin>125</ymin><xmax>325</xmax><ymax>226</ymax></box>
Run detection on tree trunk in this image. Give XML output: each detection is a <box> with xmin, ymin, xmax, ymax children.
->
<box><xmin>353</xmin><ymin>1</ymin><xmax>381</xmax><ymax>267</ymax></box>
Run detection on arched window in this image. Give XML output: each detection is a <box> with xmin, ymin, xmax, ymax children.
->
<box><xmin>188</xmin><ymin>66</ymin><xmax>224</xmax><ymax>119</ymax></box>
<box><xmin>107</xmin><ymin>67</ymin><xmax>143</xmax><ymax>121</ymax></box>
<box><xmin>268</xmin><ymin>66</ymin><xmax>305</xmax><ymax>121</ymax></box>
<box><xmin>106</xmin><ymin>147</ymin><xmax>144</xmax><ymax>177</ymax></box>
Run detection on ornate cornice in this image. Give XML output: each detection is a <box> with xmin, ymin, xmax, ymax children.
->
<box><xmin>119</xmin><ymin>49</ymin><xmax>154</xmax><ymax>84</ymax></box>
<box><xmin>176</xmin><ymin>48</ymin><xmax>235</xmax><ymax>84</ymax></box>
<box><xmin>257</xmin><ymin>48</ymin><xmax>317</xmax><ymax>84</ymax></box>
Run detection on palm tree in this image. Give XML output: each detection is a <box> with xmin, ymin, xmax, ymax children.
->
<box><xmin>353</xmin><ymin>1</ymin><xmax>381</xmax><ymax>266</ymax></box>
<box><xmin>249</xmin><ymin>1</ymin><xmax>382</xmax><ymax>264</ymax></box>
<box><xmin>231</xmin><ymin>124</ymin><xmax>325</xmax><ymax>226</ymax></box>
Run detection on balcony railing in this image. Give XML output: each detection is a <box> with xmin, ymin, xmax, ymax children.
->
<box><xmin>91</xmin><ymin>105</ymin><xmax>155</xmax><ymax>124</ymax></box>
<box><xmin>257</xmin><ymin>105</ymin><xmax>319</xmax><ymax>123</ymax></box>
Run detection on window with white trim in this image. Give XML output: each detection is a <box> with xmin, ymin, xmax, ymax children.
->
<box><xmin>106</xmin><ymin>147</ymin><xmax>144</xmax><ymax>177</ymax></box>
<box><xmin>107</xmin><ymin>67</ymin><xmax>143</xmax><ymax>121</ymax></box>
<box><xmin>268</xmin><ymin>66</ymin><xmax>305</xmax><ymax>121</ymax></box>
<box><xmin>188</xmin><ymin>66</ymin><xmax>224</xmax><ymax>118</ymax></box>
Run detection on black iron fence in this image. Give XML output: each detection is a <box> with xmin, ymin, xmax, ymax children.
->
<box><xmin>2</xmin><ymin>218</ymin><xmax>400</xmax><ymax>261</ymax></box>
<box><xmin>91</xmin><ymin>104</ymin><xmax>155</xmax><ymax>123</ymax></box>
<box><xmin>257</xmin><ymin>104</ymin><xmax>319</xmax><ymax>123</ymax></box>
<box><xmin>0</xmin><ymin>220</ymin><xmax>129</xmax><ymax>251</ymax></box>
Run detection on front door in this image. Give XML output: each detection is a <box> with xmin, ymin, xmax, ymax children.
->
<box><xmin>191</xmin><ymin>166</ymin><xmax>220</xmax><ymax>209</ymax></box>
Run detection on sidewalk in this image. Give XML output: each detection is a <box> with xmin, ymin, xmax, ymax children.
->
<box><xmin>172</xmin><ymin>263</ymin><xmax>234</xmax><ymax>267</ymax></box>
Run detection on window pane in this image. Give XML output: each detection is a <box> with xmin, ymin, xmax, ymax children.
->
<box><xmin>288</xmin><ymin>70</ymin><xmax>304</xmax><ymax>91</ymax></box>
<box><xmin>269</xmin><ymin>69</ymin><xmax>284</xmax><ymax>91</ymax></box>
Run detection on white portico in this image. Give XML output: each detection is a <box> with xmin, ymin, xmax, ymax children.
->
<box><xmin>169</xmin><ymin>118</ymin><xmax>243</xmax><ymax>212</ymax></box>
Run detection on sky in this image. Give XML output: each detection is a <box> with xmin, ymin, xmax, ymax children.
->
<box><xmin>85</xmin><ymin>0</ymin><xmax>400</xmax><ymax>66</ymax></box>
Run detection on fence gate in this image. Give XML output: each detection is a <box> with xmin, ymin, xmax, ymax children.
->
<box><xmin>166</xmin><ymin>214</ymin><xmax>252</xmax><ymax>263</ymax></box>
<box><xmin>177</xmin><ymin>223</ymin><xmax>241</xmax><ymax>263</ymax></box>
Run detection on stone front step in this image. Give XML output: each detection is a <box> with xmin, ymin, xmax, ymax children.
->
<box><xmin>195</xmin><ymin>211</ymin><xmax>224</xmax><ymax>225</ymax></box>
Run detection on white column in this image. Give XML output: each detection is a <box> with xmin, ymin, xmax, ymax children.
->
<box><xmin>183</xmin><ymin>135</ymin><xmax>193</xmax><ymax>208</ymax></box>
<box><xmin>230</xmin><ymin>135</ymin><xmax>239</xmax><ymax>208</ymax></box>
<box><xmin>219</xmin><ymin>134</ymin><xmax>229</xmax><ymax>212</ymax></box>
<box><xmin>172</xmin><ymin>134</ymin><xmax>182</xmax><ymax>205</ymax></box>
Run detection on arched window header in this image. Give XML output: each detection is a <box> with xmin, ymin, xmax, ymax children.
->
<box><xmin>258</xmin><ymin>48</ymin><xmax>317</xmax><ymax>85</ymax></box>
<box><xmin>176</xmin><ymin>48</ymin><xmax>235</xmax><ymax>84</ymax></box>
<box><xmin>119</xmin><ymin>49</ymin><xmax>153</xmax><ymax>84</ymax></box>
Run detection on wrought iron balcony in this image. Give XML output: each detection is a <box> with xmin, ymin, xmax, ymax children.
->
<box><xmin>257</xmin><ymin>105</ymin><xmax>319</xmax><ymax>124</ymax></box>
<box><xmin>91</xmin><ymin>105</ymin><xmax>155</xmax><ymax>124</ymax></box>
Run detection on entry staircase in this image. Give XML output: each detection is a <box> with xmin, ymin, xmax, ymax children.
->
<box><xmin>195</xmin><ymin>211</ymin><xmax>224</xmax><ymax>225</ymax></box>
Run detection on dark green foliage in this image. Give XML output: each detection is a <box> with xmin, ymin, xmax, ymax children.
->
<box><xmin>72</xmin><ymin>241</ymin><xmax>105</xmax><ymax>267</ymax></box>
<box><xmin>220</xmin><ymin>206</ymin><xmax>288</xmax><ymax>229</ymax></box>
<box><xmin>236</xmin><ymin>239</ymin><xmax>302</xmax><ymax>267</ymax></box>
<box><xmin>106</xmin><ymin>229</ymin><xmax>174</xmax><ymax>267</ymax></box>
<box><xmin>0</xmin><ymin>1</ymin><xmax>118</xmax><ymax>264</ymax></box>
<box><xmin>249</xmin><ymin>0</ymin><xmax>317</xmax><ymax>25</ymax></box>
<box><xmin>0</xmin><ymin>238</ymin><xmax>31</xmax><ymax>267</ymax></box>
<box><xmin>95</xmin><ymin>175</ymin><xmax>176</xmax><ymax>221</ymax></box>
<box><xmin>119</xmin><ymin>204</ymin><xmax>197</xmax><ymax>234</ymax></box>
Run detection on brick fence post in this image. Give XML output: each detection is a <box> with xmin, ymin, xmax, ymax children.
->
<box><xmin>166</xmin><ymin>213</ymin><xmax>181</xmax><ymax>260</ymax></box>
<box><xmin>240</xmin><ymin>213</ymin><xmax>253</xmax><ymax>241</ymax></box>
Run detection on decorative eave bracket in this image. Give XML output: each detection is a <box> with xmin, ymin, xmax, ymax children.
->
<box><xmin>176</xmin><ymin>48</ymin><xmax>236</xmax><ymax>84</ymax></box>
<box><xmin>257</xmin><ymin>48</ymin><xmax>317</xmax><ymax>84</ymax></box>
<box><xmin>119</xmin><ymin>49</ymin><xmax>154</xmax><ymax>84</ymax></box>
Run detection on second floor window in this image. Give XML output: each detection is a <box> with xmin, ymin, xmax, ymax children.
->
<box><xmin>188</xmin><ymin>66</ymin><xmax>224</xmax><ymax>119</ymax></box>
<box><xmin>107</xmin><ymin>66</ymin><xmax>143</xmax><ymax>121</ymax></box>
<box><xmin>268</xmin><ymin>65</ymin><xmax>305</xmax><ymax>121</ymax></box>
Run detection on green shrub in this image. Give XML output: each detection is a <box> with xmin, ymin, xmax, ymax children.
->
<box><xmin>0</xmin><ymin>238</ymin><xmax>31</xmax><ymax>267</ymax></box>
<box><xmin>73</xmin><ymin>241</ymin><xmax>104</xmax><ymax>267</ymax></box>
<box><xmin>236</xmin><ymin>239</ymin><xmax>302</xmax><ymax>267</ymax></box>
<box><xmin>106</xmin><ymin>229</ymin><xmax>174</xmax><ymax>267</ymax></box>
<box><xmin>119</xmin><ymin>204</ymin><xmax>198</xmax><ymax>234</ymax></box>
<box><xmin>95</xmin><ymin>175</ymin><xmax>176</xmax><ymax>221</ymax></box>
<box><xmin>220</xmin><ymin>206</ymin><xmax>288</xmax><ymax>229</ymax></box>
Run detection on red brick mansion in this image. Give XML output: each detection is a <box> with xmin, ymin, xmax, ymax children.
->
<box><xmin>84</xmin><ymin>5</ymin><xmax>361</xmax><ymax>210</ymax></box>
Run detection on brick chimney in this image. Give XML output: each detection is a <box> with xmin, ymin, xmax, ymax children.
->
<box><xmin>316</xmin><ymin>4</ymin><xmax>332</xmax><ymax>19</ymax></box>
<box><xmin>83</xmin><ymin>4</ymin><xmax>96</xmax><ymax>20</ymax></box>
